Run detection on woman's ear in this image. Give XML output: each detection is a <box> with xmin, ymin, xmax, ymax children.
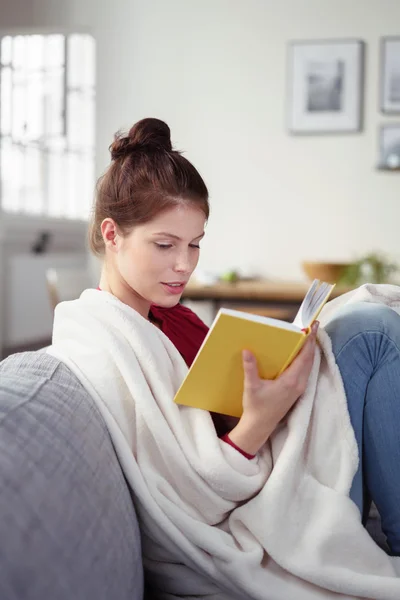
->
<box><xmin>101</xmin><ymin>218</ymin><xmax>120</xmax><ymax>252</ymax></box>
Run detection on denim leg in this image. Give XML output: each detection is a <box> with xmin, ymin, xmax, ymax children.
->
<box><xmin>324</xmin><ymin>302</ymin><xmax>400</xmax><ymax>556</ymax></box>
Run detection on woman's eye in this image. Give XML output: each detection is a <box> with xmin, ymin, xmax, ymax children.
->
<box><xmin>155</xmin><ymin>243</ymin><xmax>200</xmax><ymax>250</ymax></box>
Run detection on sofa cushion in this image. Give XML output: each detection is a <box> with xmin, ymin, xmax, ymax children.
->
<box><xmin>0</xmin><ymin>351</ymin><xmax>143</xmax><ymax>600</ymax></box>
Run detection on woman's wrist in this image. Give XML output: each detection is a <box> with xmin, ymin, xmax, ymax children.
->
<box><xmin>227</xmin><ymin>415</ymin><xmax>273</xmax><ymax>456</ymax></box>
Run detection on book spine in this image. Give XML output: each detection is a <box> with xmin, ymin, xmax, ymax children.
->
<box><xmin>276</xmin><ymin>334</ymin><xmax>308</xmax><ymax>378</ymax></box>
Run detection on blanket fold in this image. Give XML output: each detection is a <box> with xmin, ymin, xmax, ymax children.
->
<box><xmin>47</xmin><ymin>284</ymin><xmax>400</xmax><ymax>599</ymax></box>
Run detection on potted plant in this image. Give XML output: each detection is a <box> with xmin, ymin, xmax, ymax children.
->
<box><xmin>339</xmin><ymin>253</ymin><xmax>399</xmax><ymax>285</ymax></box>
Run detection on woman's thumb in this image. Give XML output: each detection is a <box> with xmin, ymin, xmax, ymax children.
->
<box><xmin>242</xmin><ymin>350</ymin><xmax>259</xmax><ymax>390</ymax></box>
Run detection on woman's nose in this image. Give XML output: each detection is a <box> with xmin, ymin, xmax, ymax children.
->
<box><xmin>173</xmin><ymin>251</ymin><xmax>192</xmax><ymax>273</ymax></box>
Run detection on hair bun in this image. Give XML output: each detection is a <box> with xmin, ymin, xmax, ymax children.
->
<box><xmin>110</xmin><ymin>118</ymin><xmax>173</xmax><ymax>160</ymax></box>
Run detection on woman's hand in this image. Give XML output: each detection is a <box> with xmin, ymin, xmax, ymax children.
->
<box><xmin>228</xmin><ymin>321</ymin><xmax>319</xmax><ymax>456</ymax></box>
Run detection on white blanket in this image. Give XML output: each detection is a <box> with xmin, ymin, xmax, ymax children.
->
<box><xmin>47</xmin><ymin>284</ymin><xmax>400</xmax><ymax>599</ymax></box>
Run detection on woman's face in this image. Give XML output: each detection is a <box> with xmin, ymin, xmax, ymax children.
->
<box><xmin>102</xmin><ymin>204</ymin><xmax>206</xmax><ymax>315</ymax></box>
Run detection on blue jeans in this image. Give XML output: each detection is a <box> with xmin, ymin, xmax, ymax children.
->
<box><xmin>325</xmin><ymin>302</ymin><xmax>400</xmax><ymax>556</ymax></box>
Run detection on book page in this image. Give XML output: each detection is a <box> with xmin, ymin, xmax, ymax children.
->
<box><xmin>292</xmin><ymin>280</ymin><xmax>318</xmax><ymax>329</ymax></box>
<box><xmin>292</xmin><ymin>280</ymin><xmax>335</xmax><ymax>330</ymax></box>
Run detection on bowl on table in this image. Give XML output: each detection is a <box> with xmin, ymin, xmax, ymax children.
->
<box><xmin>301</xmin><ymin>261</ymin><xmax>351</xmax><ymax>284</ymax></box>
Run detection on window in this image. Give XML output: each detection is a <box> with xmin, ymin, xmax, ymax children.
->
<box><xmin>0</xmin><ymin>33</ymin><xmax>95</xmax><ymax>220</ymax></box>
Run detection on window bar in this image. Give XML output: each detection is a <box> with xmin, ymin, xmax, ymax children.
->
<box><xmin>11</xmin><ymin>36</ymin><xmax>21</xmax><ymax>213</ymax></box>
<box><xmin>62</xmin><ymin>35</ymin><xmax>67</xmax><ymax>138</ymax></box>
<box><xmin>9</xmin><ymin>39</ymin><xmax>13</xmax><ymax>141</ymax></box>
<box><xmin>65</xmin><ymin>35</ymin><xmax>71</xmax><ymax>219</ymax></box>
<box><xmin>42</xmin><ymin>35</ymin><xmax>48</xmax><ymax>216</ymax></box>
<box><xmin>0</xmin><ymin>38</ymin><xmax>3</xmax><ymax>215</ymax></box>
<box><xmin>22</xmin><ymin>35</ymin><xmax>29</xmax><ymax>214</ymax></box>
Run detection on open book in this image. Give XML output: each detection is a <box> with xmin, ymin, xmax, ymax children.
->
<box><xmin>174</xmin><ymin>280</ymin><xmax>335</xmax><ymax>417</ymax></box>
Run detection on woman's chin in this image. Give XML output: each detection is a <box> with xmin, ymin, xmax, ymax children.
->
<box><xmin>152</xmin><ymin>294</ymin><xmax>182</xmax><ymax>308</ymax></box>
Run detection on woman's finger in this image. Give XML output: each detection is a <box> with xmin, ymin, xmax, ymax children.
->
<box><xmin>279</xmin><ymin>323</ymin><xmax>318</xmax><ymax>385</ymax></box>
<box><xmin>242</xmin><ymin>350</ymin><xmax>260</xmax><ymax>391</ymax></box>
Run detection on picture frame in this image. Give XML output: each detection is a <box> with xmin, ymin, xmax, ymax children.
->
<box><xmin>378</xmin><ymin>123</ymin><xmax>400</xmax><ymax>170</ymax></box>
<box><xmin>380</xmin><ymin>37</ymin><xmax>400</xmax><ymax>114</ymax></box>
<box><xmin>288</xmin><ymin>39</ymin><xmax>365</xmax><ymax>134</ymax></box>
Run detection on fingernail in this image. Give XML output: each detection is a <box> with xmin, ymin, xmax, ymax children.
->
<box><xmin>242</xmin><ymin>349</ymin><xmax>252</xmax><ymax>361</ymax></box>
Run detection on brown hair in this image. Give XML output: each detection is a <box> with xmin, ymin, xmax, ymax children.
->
<box><xmin>89</xmin><ymin>118</ymin><xmax>209</xmax><ymax>256</ymax></box>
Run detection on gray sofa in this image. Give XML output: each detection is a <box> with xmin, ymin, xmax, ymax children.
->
<box><xmin>0</xmin><ymin>350</ymin><xmax>388</xmax><ymax>600</ymax></box>
<box><xmin>0</xmin><ymin>351</ymin><xmax>144</xmax><ymax>600</ymax></box>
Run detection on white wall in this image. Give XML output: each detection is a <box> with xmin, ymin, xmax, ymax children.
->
<box><xmin>5</xmin><ymin>252</ymin><xmax>88</xmax><ymax>346</ymax></box>
<box><xmin>3</xmin><ymin>0</ymin><xmax>400</xmax><ymax>281</ymax></box>
<box><xmin>0</xmin><ymin>217</ymin><xmax>88</xmax><ymax>348</ymax></box>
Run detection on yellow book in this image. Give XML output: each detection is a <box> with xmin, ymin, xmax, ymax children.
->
<box><xmin>174</xmin><ymin>279</ymin><xmax>335</xmax><ymax>418</ymax></box>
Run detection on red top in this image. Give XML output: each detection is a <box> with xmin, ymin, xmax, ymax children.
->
<box><xmin>150</xmin><ymin>303</ymin><xmax>209</xmax><ymax>368</ymax></box>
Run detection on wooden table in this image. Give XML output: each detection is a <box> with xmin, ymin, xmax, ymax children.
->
<box><xmin>182</xmin><ymin>279</ymin><xmax>352</xmax><ymax>320</ymax></box>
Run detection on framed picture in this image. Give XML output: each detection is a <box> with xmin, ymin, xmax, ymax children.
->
<box><xmin>288</xmin><ymin>39</ymin><xmax>364</xmax><ymax>134</ymax></box>
<box><xmin>380</xmin><ymin>37</ymin><xmax>400</xmax><ymax>114</ymax></box>
<box><xmin>378</xmin><ymin>124</ymin><xmax>400</xmax><ymax>169</ymax></box>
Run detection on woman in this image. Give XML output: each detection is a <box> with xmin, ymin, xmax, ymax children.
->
<box><xmin>92</xmin><ymin>118</ymin><xmax>318</xmax><ymax>460</ymax></box>
<box><xmin>49</xmin><ymin>118</ymin><xmax>400</xmax><ymax>599</ymax></box>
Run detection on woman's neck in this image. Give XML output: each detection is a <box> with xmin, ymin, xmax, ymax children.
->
<box><xmin>99</xmin><ymin>265</ymin><xmax>151</xmax><ymax>320</ymax></box>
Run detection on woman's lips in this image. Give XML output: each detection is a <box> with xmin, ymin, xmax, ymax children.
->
<box><xmin>161</xmin><ymin>282</ymin><xmax>186</xmax><ymax>295</ymax></box>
